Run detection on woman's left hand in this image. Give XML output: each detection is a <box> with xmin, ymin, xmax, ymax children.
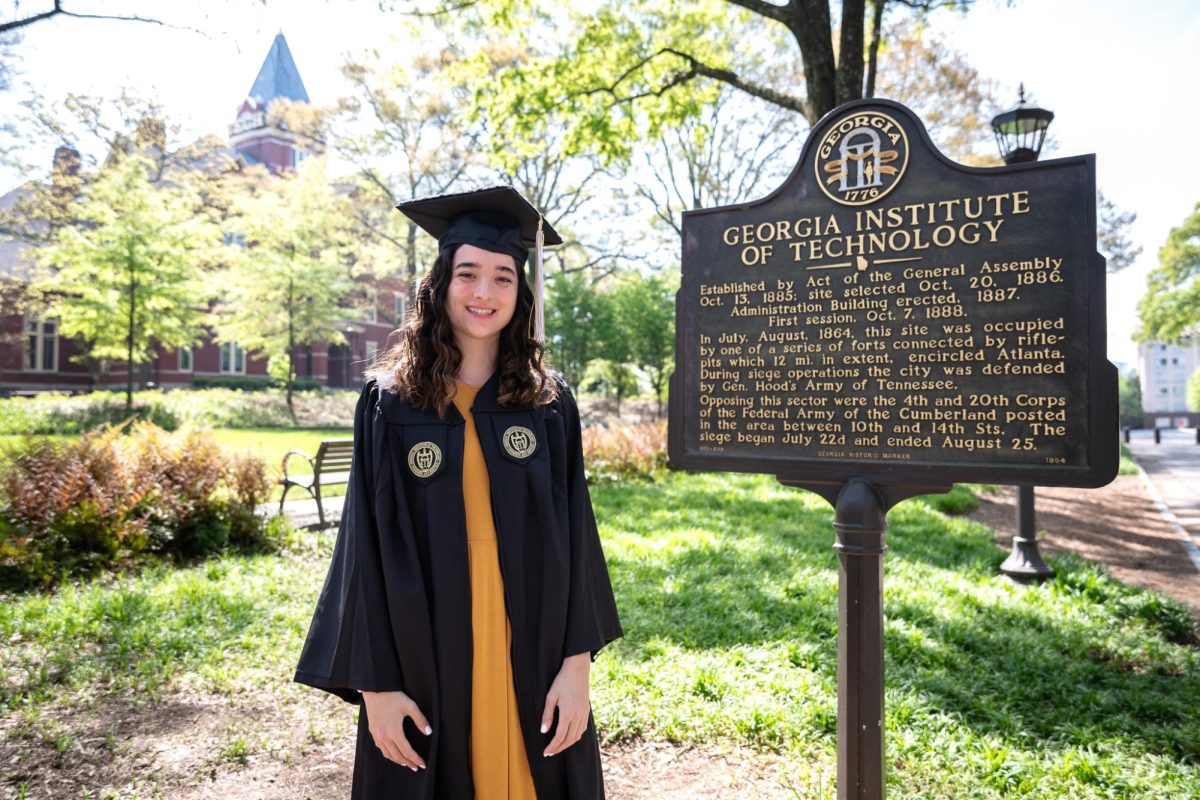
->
<box><xmin>540</xmin><ymin>652</ymin><xmax>591</xmax><ymax>757</ymax></box>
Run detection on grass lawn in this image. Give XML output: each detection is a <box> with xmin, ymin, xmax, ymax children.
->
<box><xmin>1</xmin><ymin>471</ymin><xmax>1196</xmax><ymax>798</ymax></box>
<box><xmin>1120</xmin><ymin>442</ymin><xmax>1139</xmax><ymax>475</ymax></box>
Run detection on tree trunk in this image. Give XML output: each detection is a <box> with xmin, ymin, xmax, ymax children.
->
<box><xmin>864</xmin><ymin>0</ymin><xmax>886</xmax><ymax>98</ymax></box>
<box><xmin>836</xmin><ymin>0</ymin><xmax>866</xmax><ymax>106</ymax></box>
<box><xmin>406</xmin><ymin>220</ymin><xmax>418</xmax><ymax>282</ymax></box>
<box><xmin>788</xmin><ymin>0</ymin><xmax>838</xmax><ymax>122</ymax></box>
<box><xmin>287</xmin><ymin>274</ymin><xmax>296</xmax><ymax>417</ymax></box>
<box><xmin>127</xmin><ymin>265</ymin><xmax>135</xmax><ymax>412</ymax></box>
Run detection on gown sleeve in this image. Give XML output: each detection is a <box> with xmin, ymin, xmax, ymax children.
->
<box><xmin>293</xmin><ymin>379</ymin><xmax>405</xmax><ymax>703</ymax></box>
<box><xmin>558</xmin><ymin>383</ymin><xmax>624</xmax><ymax>660</ymax></box>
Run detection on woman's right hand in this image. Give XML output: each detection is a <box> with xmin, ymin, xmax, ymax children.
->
<box><xmin>360</xmin><ymin>690</ymin><xmax>432</xmax><ymax>771</ymax></box>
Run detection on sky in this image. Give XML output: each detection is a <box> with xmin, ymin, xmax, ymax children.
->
<box><xmin>2</xmin><ymin>0</ymin><xmax>1198</xmax><ymax>370</ymax></box>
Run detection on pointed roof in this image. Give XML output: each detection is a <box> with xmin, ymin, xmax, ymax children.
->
<box><xmin>245</xmin><ymin>33</ymin><xmax>310</xmax><ymax>106</ymax></box>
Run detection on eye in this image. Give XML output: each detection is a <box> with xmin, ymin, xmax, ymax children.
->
<box><xmin>497</xmin><ymin>275</ymin><xmax>514</xmax><ymax>284</ymax></box>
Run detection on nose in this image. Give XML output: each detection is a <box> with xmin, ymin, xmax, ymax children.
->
<box><xmin>473</xmin><ymin>278</ymin><xmax>496</xmax><ymax>299</ymax></box>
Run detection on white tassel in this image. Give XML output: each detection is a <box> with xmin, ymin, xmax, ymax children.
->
<box><xmin>535</xmin><ymin>216</ymin><xmax>545</xmax><ymax>343</ymax></box>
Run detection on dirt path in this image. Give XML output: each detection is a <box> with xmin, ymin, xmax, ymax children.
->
<box><xmin>969</xmin><ymin>475</ymin><xmax>1200</xmax><ymax>620</ymax></box>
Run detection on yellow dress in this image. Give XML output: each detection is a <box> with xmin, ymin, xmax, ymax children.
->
<box><xmin>452</xmin><ymin>383</ymin><xmax>538</xmax><ymax>800</ymax></box>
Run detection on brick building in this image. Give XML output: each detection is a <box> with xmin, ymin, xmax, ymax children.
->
<box><xmin>0</xmin><ymin>34</ymin><xmax>406</xmax><ymax>395</ymax></box>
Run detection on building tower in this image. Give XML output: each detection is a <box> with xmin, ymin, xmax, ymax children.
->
<box><xmin>229</xmin><ymin>32</ymin><xmax>311</xmax><ymax>173</ymax></box>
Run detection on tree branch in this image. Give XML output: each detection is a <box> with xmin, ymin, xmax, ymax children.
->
<box><xmin>724</xmin><ymin>0</ymin><xmax>792</xmax><ymax>24</ymax></box>
<box><xmin>1</xmin><ymin>1</ymin><xmax>196</xmax><ymax>35</ymax></box>
<box><xmin>663</xmin><ymin>48</ymin><xmax>808</xmax><ymax>114</ymax></box>
<box><xmin>571</xmin><ymin>47</ymin><xmax>806</xmax><ymax>116</ymax></box>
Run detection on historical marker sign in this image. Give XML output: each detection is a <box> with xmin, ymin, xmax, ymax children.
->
<box><xmin>669</xmin><ymin>99</ymin><xmax>1118</xmax><ymax>491</ymax></box>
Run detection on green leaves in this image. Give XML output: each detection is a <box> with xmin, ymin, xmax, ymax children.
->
<box><xmin>451</xmin><ymin>0</ymin><xmax>753</xmax><ymax>167</ymax></box>
<box><xmin>33</xmin><ymin>151</ymin><xmax>218</xmax><ymax>375</ymax></box>
<box><xmin>1137</xmin><ymin>201</ymin><xmax>1200</xmax><ymax>343</ymax></box>
<box><xmin>214</xmin><ymin>158</ymin><xmax>361</xmax><ymax>405</ymax></box>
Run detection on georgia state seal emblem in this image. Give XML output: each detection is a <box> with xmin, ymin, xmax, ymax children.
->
<box><xmin>502</xmin><ymin>426</ymin><xmax>537</xmax><ymax>459</ymax></box>
<box><xmin>408</xmin><ymin>441</ymin><xmax>442</xmax><ymax>478</ymax></box>
<box><xmin>814</xmin><ymin>110</ymin><xmax>908</xmax><ymax>206</ymax></box>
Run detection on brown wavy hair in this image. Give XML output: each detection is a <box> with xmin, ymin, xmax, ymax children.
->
<box><xmin>367</xmin><ymin>245</ymin><xmax>557</xmax><ymax>417</ymax></box>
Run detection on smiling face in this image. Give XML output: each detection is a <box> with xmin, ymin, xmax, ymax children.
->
<box><xmin>444</xmin><ymin>243</ymin><xmax>520</xmax><ymax>349</ymax></box>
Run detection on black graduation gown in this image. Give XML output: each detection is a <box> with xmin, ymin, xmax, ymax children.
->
<box><xmin>294</xmin><ymin>371</ymin><xmax>623</xmax><ymax>799</ymax></box>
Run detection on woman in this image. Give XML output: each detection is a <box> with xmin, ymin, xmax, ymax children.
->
<box><xmin>295</xmin><ymin>186</ymin><xmax>623</xmax><ymax>799</ymax></box>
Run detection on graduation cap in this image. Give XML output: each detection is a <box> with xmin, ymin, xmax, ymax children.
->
<box><xmin>396</xmin><ymin>186</ymin><xmax>562</xmax><ymax>342</ymax></box>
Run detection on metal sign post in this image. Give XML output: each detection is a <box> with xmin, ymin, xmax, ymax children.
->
<box><xmin>669</xmin><ymin>99</ymin><xmax>1117</xmax><ymax>799</ymax></box>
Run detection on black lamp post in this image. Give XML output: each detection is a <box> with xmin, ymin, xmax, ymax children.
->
<box><xmin>990</xmin><ymin>83</ymin><xmax>1055</xmax><ymax>165</ymax></box>
<box><xmin>992</xmin><ymin>85</ymin><xmax>1056</xmax><ymax>582</ymax></box>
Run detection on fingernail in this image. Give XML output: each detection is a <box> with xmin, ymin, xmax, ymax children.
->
<box><xmin>410</xmin><ymin>766</ymin><xmax>418</xmax><ymax>772</ymax></box>
<box><xmin>424</xmin><ymin>726</ymin><xmax>432</xmax><ymax>735</ymax></box>
<box><xmin>540</xmin><ymin>724</ymin><xmax>548</xmax><ymax>733</ymax></box>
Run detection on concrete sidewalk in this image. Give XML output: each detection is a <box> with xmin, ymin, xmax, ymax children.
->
<box><xmin>256</xmin><ymin>494</ymin><xmax>346</xmax><ymax>531</ymax></box>
<box><xmin>1126</xmin><ymin>428</ymin><xmax>1200</xmax><ymax>573</ymax></box>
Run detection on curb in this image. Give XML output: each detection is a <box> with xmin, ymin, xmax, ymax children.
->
<box><xmin>1134</xmin><ymin>461</ymin><xmax>1200</xmax><ymax>575</ymax></box>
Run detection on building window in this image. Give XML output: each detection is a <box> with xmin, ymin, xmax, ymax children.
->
<box><xmin>23</xmin><ymin>315</ymin><xmax>59</xmax><ymax>372</ymax></box>
<box><xmin>220</xmin><ymin>342</ymin><xmax>246</xmax><ymax>374</ymax></box>
<box><xmin>178</xmin><ymin>347</ymin><xmax>193</xmax><ymax>372</ymax></box>
<box><xmin>395</xmin><ymin>292</ymin><xmax>406</xmax><ymax>325</ymax></box>
<box><xmin>365</xmin><ymin>341</ymin><xmax>379</xmax><ymax>367</ymax></box>
<box><xmin>364</xmin><ymin>288</ymin><xmax>378</xmax><ymax>323</ymax></box>
<box><xmin>1160</xmin><ymin>358</ymin><xmax>1168</xmax><ymax>366</ymax></box>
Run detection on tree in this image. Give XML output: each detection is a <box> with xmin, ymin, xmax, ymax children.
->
<box><xmin>32</xmin><ymin>152</ymin><xmax>220</xmax><ymax>409</ymax></box>
<box><xmin>273</xmin><ymin>40</ymin><xmax>484</xmax><ymax>285</ymax></box>
<box><xmin>610</xmin><ymin>273</ymin><xmax>676</xmax><ymax>417</ymax></box>
<box><xmin>626</xmin><ymin>18</ymin><xmax>997</xmax><ymax>250</ymax></box>
<box><xmin>582</xmin><ymin>285</ymin><xmax>648</xmax><ymax>418</ymax></box>
<box><xmin>872</xmin><ymin>16</ymin><xmax>999</xmax><ymax>165</ymax></box>
<box><xmin>1188</xmin><ymin>368</ymin><xmax>1200</xmax><ymax>414</ymax></box>
<box><xmin>442</xmin><ymin>0</ymin><xmax>982</xmax><ymax>165</ymax></box>
<box><xmin>1118</xmin><ymin>372</ymin><xmax>1143</xmax><ymax>429</ymax></box>
<box><xmin>1098</xmin><ymin>190</ymin><xmax>1142</xmax><ymax>273</ymax></box>
<box><xmin>3</xmin><ymin>90</ymin><xmax>241</xmax><ymax>229</ymax></box>
<box><xmin>627</xmin><ymin>84</ymin><xmax>805</xmax><ymax>242</ymax></box>
<box><xmin>544</xmin><ymin>271</ymin><xmax>604</xmax><ymax>389</ymax></box>
<box><xmin>1137</xmin><ymin>201</ymin><xmax>1200</xmax><ymax>344</ymax></box>
<box><xmin>214</xmin><ymin>158</ymin><xmax>363</xmax><ymax>414</ymax></box>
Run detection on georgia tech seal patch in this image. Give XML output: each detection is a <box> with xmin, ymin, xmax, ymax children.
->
<box><xmin>502</xmin><ymin>426</ymin><xmax>537</xmax><ymax>459</ymax></box>
<box><xmin>408</xmin><ymin>441</ymin><xmax>442</xmax><ymax>478</ymax></box>
<box><xmin>814</xmin><ymin>111</ymin><xmax>908</xmax><ymax>206</ymax></box>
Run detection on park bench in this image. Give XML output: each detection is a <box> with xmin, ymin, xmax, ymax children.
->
<box><xmin>278</xmin><ymin>439</ymin><xmax>354</xmax><ymax>529</ymax></box>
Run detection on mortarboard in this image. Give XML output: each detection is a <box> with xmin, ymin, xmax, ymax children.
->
<box><xmin>397</xmin><ymin>186</ymin><xmax>562</xmax><ymax>342</ymax></box>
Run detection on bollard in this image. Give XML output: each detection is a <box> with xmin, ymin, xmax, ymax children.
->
<box><xmin>1123</xmin><ymin>426</ymin><xmax>1130</xmax><ymax>444</ymax></box>
<box><xmin>1195</xmin><ymin>427</ymin><xmax>1199</xmax><ymax>445</ymax></box>
<box><xmin>1154</xmin><ymin>428</ymin><xmax>1161</xmax><ymax>444</ymax></box>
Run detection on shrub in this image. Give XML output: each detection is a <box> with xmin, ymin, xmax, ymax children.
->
<box><xmin>0</xmin><ymin>421</ymin><xmax>273</xmax><ymax>589</ymax></box>
<box><xmin>192</xmin><ymin>376</ymin><xmax>275</xmax><ymax>391</ymax></box>
<box><xmin>582</xmin><ymin>420</ymin><xmax>668</xmax><ymax>482</ymax></box>
<box><xmin>0</xmin><ymin>387</ymin><xmax>358</xmax><ymax>434</ymax></box>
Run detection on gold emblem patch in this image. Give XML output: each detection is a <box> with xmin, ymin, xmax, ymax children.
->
<box><xmin>407</xmin><ymin>441</ymin><xmax>442</xmax><ymax>478</ymax></box>
<box><xmin>502</xmin><ymin>426</ymin><xmax>537</xmax><ymax>459</ymax></box>
<box><xmin>814</xmin><ymin>110</ymin><xmax>908</xmax><ymax>206</ymax></box>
